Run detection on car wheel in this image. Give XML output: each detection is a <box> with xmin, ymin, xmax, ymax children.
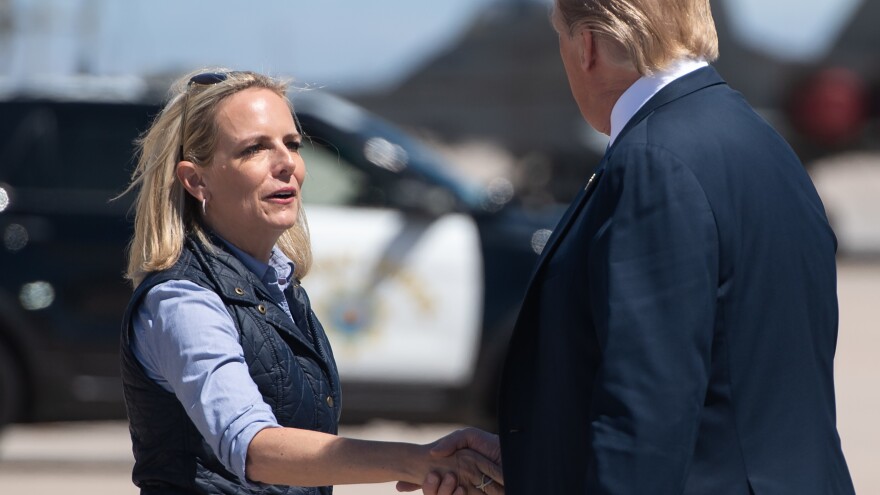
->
<box><xmin>0</xmin><ymin>340</ymin><xmax>24</xmax><ymax>427</ymax></box>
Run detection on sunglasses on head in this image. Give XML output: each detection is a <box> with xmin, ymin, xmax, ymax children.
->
<box><xmin>178</xmin><ymin>71</ymin><xmax>236</xmax><ymax>162</ymax></box>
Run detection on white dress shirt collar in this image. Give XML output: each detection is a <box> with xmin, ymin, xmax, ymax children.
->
<box><xmin>608</xmin><ymin>58</ymin><xmax>708</xmax><ymax>145</ymax></box>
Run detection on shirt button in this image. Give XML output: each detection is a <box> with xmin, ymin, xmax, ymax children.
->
<box><xmin>326</xmin><ymin>395</ymin><xmax>334</xmax><ymax>408</ymax></box>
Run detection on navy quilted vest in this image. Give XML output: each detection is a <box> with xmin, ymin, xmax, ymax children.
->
<box><xmin>120</xmin><ymin>235</ymin><xmax>341</xmax><ymax>494</ymax></box>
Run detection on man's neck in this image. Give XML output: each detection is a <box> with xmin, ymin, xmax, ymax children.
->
<box><xmin>591</xmin><ymin>69</ymin><xmax>641</xmax><ymax>135</ymax></box>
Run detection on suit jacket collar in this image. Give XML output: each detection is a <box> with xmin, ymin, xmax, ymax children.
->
<box><xmin>609</xmin><ymin>58</ymin><xmax>709</xmax><ymax>145</ymax></box>
<box><xmin>612</xmin><ymin>65</ymin><xmax>726</xmax><ymax>154</ymax></box>
<box><xmin>527</xmin><ymin>66</ymin><xmax>727</xmax><ymax>284</ymax></box>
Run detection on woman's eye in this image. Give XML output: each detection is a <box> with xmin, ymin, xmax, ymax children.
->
<box><xmin>242</xmin><ymin>144</ymin><xmax>263</xmax><ymax>156</ymax></box>
<box><xmin>287</xmin><ymin>141</ymin><xmax>302</xmax><ymax>151</ymax></box>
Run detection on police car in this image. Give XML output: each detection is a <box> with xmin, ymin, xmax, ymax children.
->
<box><xmin>0</xmin><ymin>84</ymin><xmax>563</xmax><ymax>428</ymax></box>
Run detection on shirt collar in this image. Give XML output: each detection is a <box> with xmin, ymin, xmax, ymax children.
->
<box><xmin>608</xmin><ymin>58</ymin><xmax>708</xmax><ymax>145</ymax></box>
<box><xmin>215</xmin><ymin>236</ymin><xmax>295</xmax><ymax>287</ymax></box>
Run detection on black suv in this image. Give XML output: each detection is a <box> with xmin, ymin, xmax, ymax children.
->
<box><xmin>0</xmin><ymin>89</ymin><xmax>562</xmax><ymax>429</ymax></box>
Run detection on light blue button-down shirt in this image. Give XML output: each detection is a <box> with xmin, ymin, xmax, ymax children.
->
<box><xmin>131</xmin><ymin>241</ymin><xmax>296</xmax><ymax>485</ymax></box>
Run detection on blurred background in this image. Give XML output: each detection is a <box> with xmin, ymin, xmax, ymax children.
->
<box><xmin>1</xmin><ymin>0</ymin><xmax>878</xmax><ymax>493</ymax></box>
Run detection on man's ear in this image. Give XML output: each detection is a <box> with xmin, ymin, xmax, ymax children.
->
<box><xmin>176</xmin><ymin>161</ymin><xmax>207</xmax><ymax>201</ymax></box>
<box><xmin>577</xmin><ymin>28</ymin><xmax>597</xmax><ymax>71</ymax></box>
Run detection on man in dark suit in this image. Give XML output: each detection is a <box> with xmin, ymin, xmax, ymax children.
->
<box><xmin>403</xmin><ymin>0</ymin><xmax>856</xmax><ymax>494</ymax></box>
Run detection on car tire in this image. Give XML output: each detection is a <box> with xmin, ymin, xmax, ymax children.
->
<box><xmin>0</xmin><ymin>340</ymin><xmax>24</xmax><ymax>428</ymax></box>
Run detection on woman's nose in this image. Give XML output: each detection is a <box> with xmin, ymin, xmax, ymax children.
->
<box><xmin>273</xmin><ymin>144</ymin><xmax>297</xmax><ymax>175</ymax></box>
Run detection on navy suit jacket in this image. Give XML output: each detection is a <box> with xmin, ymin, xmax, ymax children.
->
<box><xmin>498</xmin><ymin>67</ymin><xmax>854</xmax><ymax>494</ymax></box>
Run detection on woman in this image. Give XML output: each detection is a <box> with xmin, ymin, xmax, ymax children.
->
<box><xmin>120</xmin><ymin>69</ymin><xmax>502</xmax><ymax>495</ymax></box>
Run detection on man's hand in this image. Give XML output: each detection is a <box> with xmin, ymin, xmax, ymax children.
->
<box><xmin>396</xmin><ymin>428</ymin><xmax>503</xmax><ymax>495</ymax></box>
<box><xmin>430</xmin><ymin>428</ymin><xmax>502</xmax><ymax>465</ymax></box>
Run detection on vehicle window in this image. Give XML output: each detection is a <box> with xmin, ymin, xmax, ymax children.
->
<box><xmin>0</xmin><ymin>102</ymin><xmax>146</xmax><ymax>193</ymax></box>
<box><xmin>300</xmin><ymin>139</ymin><xmax>371</xmax><ymax>207</ymax></box>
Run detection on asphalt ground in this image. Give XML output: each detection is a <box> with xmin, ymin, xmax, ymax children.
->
<box><xmin>0</xmin><ymin>259</ymin><xmax>878</xmax><ymax>494</ymax></box>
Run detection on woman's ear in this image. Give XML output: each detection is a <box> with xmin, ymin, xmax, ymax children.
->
<box><xmin>176</xmin><ymin>161</ymin><xmax>208</xmax><ymax>201</ymax></box>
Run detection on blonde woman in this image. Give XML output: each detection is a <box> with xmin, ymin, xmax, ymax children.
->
<box><xmin>120</xmin><ymin>69</ymin><xmax>503</xmax><ymax>495</ymax></box>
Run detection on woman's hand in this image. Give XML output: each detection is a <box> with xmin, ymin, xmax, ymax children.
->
<box><xmin>449</xmin><ymin>447</ymin><xmax>503</xmax><ymax>495</ymax></box>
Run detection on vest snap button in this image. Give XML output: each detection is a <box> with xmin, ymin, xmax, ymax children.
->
<box><xmin>234</xmin><ymin>287</ymin><xmax>245</xmax><ymax>295</ymax></box>
<box><xmin>326</xmin><ymin>395</ymin><xmax>334</xmax><ymax>408</ymax></box>
<box><xmin>257</xmin><ymin>304</ymin><xmax>267</xmax><ymax>314</ymax></box>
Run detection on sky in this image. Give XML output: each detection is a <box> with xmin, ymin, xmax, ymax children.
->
<box><xmin>723</xmin><ymin>0</ymin><xmax>862</xmax><ymax>61</ymax></box>
<box><xmin>0</xmin><ymin>0</ymin><xmax>864</xmax><ymax>95</ymax></box>
<box><xmin>3</xmin><ymin>0</ymin><xmax>506</xmax><ymax>93</ymax></box>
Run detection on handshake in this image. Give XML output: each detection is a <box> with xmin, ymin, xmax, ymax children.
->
<box><xmin>397</xmin><ymin>428</ymin><xmax>504</xmax><ymax>495</ymax></box>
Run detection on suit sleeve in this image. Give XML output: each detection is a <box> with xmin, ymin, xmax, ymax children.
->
<box><xmin>586</xmin><ymin>143</ymin><xmax>719</xmax><ymax>492</ymax></box>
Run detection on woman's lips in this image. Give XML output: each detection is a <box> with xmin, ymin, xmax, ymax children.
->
<box><xmin>266</xmin><ymin>188</ymin><xmax>297</xmax><ymax>203</ymax></box>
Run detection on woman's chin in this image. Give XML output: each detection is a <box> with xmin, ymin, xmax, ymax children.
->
<box><xmin>273</xmin><ymin>216</ymin><xmax>300</xmax><ymax>233</ymax></box>
<box><xmin>268</xmin><ymin>207</ymin><xmax>299</xmax><ymax>227</ymax></box>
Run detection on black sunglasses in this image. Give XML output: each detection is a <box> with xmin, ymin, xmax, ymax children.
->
<box><xmin>177</xmin><ymin>71</ymin><xmax>235</xmax><ymax>162</ymax></box>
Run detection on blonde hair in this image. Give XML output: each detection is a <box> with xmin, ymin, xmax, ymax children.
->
<box><xmin>555</xmin><ymin>0</ymin><xmax>718</xmax><ymax>75</ymax></box>
<box><xmin>122</xmin><ymin>68</ymin><xmax>312</xmax><ymax>287</ymax></box>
